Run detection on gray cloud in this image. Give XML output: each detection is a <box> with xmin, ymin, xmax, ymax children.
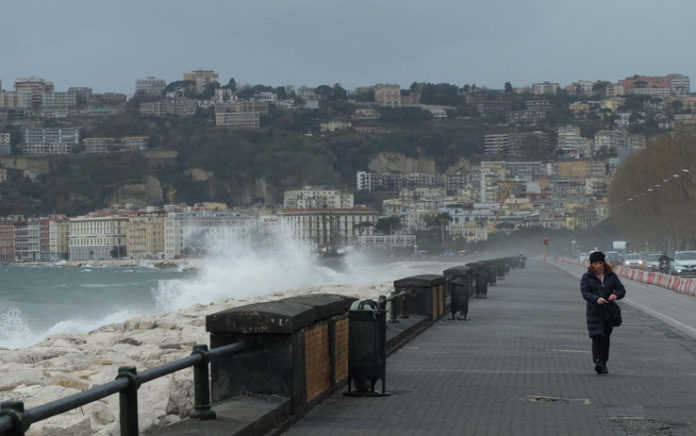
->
<box><xmin>1</xmin><ymin>0</ymin><xmax>693</xmax><ymax>94</ymax></box>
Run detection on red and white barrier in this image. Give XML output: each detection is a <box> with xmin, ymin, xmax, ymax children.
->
<box><xmin>564</xmin><ymin>259</ymin><xmax>696</xmax><ymax>298</ymax></box>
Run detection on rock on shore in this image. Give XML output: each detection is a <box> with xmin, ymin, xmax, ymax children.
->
<box><xmin>0</xmin><ymin>281</ymin><xmax>394</xmax><ymax>435</ymax></box>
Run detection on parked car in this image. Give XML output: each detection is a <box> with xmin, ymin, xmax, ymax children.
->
<box><xmin>644</xmin><ymin>253</ymin><xmax>662</xmax><ymax>271</ymax></box>
<box><xmin>605</xmin><ymin>251</ymin><xmax>624</xmax><ymax>267</ymax></box>
<box><xmin>671</xmin><ymin>251</ymin><xmax>696</xmax><ymax>276</ymax></box>
<box><xmin>578</xmin><ymin>252</ymin><xmax>588</xmax><ymax>262</ymax></box>
<box><xmin>622</xmin><ymin>253</ymin><xmax>644</xmax><ymax>269</ymax></box>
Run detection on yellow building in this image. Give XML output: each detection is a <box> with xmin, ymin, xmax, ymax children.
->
<box><xmin>559</xmin><ymin>160</ymin><xmax>592</xmax><ymax>179</ymax></box>
<box><xmin>127</xmin><ymin>213</ymin><xmax>165</xmax><ymax>259</ymax></box>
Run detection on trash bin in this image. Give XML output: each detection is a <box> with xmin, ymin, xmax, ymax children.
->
<box><xmin>475</xmin><ymin>268</ymin><xmax>488</xmax><ymax>298</ymax></box>
<box><xmin>449</xmin><ymin>278</ymin><xmax>470</xmax><ymax>320</ymax></box>
<box><xmin>345</xmin><ymin>300</ymin><xmax>389</xmax><ymax>397</ymax></box>
<box><xmin>487</xmin><ymin>265</ymin><xmax>498</xmax><ymax>286</ymax></box>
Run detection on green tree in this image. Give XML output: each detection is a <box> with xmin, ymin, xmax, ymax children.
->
<box><xmin>504</xmin><ymin>82</ymin><xmax>513</xmax><ymax>95</ymax></box>
<box><xmin>222</xmin><ymin>78</ymin><xmax>237</xmax><ymax>92</ymax></box>
<box><xmin>199</xmin><ymin>82</ymin><xmax>220</xmax><ymax>99</ymax></box>
<box><xmin>375</xmin><ymin>216</ymin><xmax>402</xmax><ymax>235</ymax></box>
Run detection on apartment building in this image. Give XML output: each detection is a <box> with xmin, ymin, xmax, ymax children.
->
<box><xmin>215</xmin><ymin>111</ymin><xmax>260</xmax><ymax>128</ymax></box>
<box><xmin>0</xmin><ymin>132</ymin><xmax>10</xmax><ymax>155</ymax></box>
<box><xmin>218</xmin><ymin>101</ymin><xmax>269</xmax><ymax>114</ymax></box>
<box><xmin>356</xmin><ymin>171</ymin><xmax>377</xmax><ymax>191</ymax></box>
<box><xmin>532</xmin><ymin>82</ymin><xmax>559</xmax><ymax>95</ymax></box>
<box><xmin>0</xmin><ymin>220</ymin><xmax>15</xmax><ymax>262</ymax></box>
<box><xmin>183</xmin><ymin>70</ymin><xmax>219</xmax><ymax>95</ymax></box>
<box><xmin>68</xmin><ymin>212</ymin><xmax>132</xmax><ymax>260</ymax></box>
<box><xmin>618</xmin><ymin>74</ymin><xmax>690</xmax><ymax>95</ymax></box>
<box><xmin>135</xmin><ymin>77</ymin><xmax>167</xmax><ymax>97</ymax></box>
<box><xmin>375</xmin><ymin>84</ymin><xmax>401</xmax><ymax>107</ymax></box>
<box><xmin>140</xmin><ymin>99</ymin><xmax>197</xmax><ymax>117</ymax></box>
<box><xmin>21</xmin><ymin>142</ymin><xmax>72</xmax><ymax>155</ymax></box>
<box><xmin>14</xmin><ymin>77</ymin><xmax>54</xmax><ymax>108</ymax></box>
<box><xmin>67</xmin><ymin>87</ymin><xmax>93</xmax><ymax>105</ymax></box>
<box><xmin>24</xmin><ymin>127</ymin><xmax>80</xmax><ymax>145</ymax></box>
<box><xmin>122</xmin><ymin>136</ymin><xmax>149</xmax><ymax>151</ymax></box>
<box><xmin>403</xmin><ymin>172</ymin><xmax>435</xmax><ymax>187</ymax></box>
<box><xmin>42</xmin><ymin>91</ymin><xmax>76</xmax><ymax>108</ymax></box>
<box><xmin>280</xmin><ymin>207</ymin><xmax>378</xmax><ymax>247</ymax></box>
<box><xmin>14</xmin><ymin>218</ymin><xmax>40</xmax><ymax>262</ymax></box>
<box><xmin>48</xmin><ymin>218</ymin><xmax>69</xmax><ymax>260</ymax></box>
<box><xmin>83</xmin><ymin>137</ymin><xmax>116</xmax><ymax>153</ymax></box>
<box><xmin>319</xmin><ymin>120</ymin><xmax>351</xmax><ymax>132</ymax></box>
<box><xmin>163</xmin><ymin>211</ymin><xmax>256</xmax><ymax>259</ymax></box>
<box><xmin>127</xmin><ymin>213</ymin><xmax>165</xmax><ymax>259</ymax></box>
<box><xmin>283</xmin><ymin>187</ymin><xmax>354</xmax><ymax>210</ymax></box>
<box><xmin>0</xmin><ymin>91</ymin><xmax>31</xmax><ymax>109</ymax></box>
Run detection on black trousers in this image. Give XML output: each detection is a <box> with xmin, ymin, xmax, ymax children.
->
<box><xmin>591</xmin><ymin>335</ymin><xmax>611</xmax><ymax>362</ymax></box>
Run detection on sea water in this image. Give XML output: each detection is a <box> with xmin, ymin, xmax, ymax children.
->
<box><xmin>0</xmin><ymin>234</ymin><xmax>437</xmax><ymax>350</ymax></box>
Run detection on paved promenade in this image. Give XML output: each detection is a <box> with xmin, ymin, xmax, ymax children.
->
<box><xmin>284</xmin><ymin>259</ymin><xmax>696</xmax><ymax>436</ymax></box>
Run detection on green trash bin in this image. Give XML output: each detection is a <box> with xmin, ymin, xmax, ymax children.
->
<box><xmin>449</xmin><ymin>278</ymin><xmax>470</xmax><ymax>320</ymax></box>
<box><xmin>345</xmin><ymin>300</ymin><xmax>389</xmax><ymax>397</ymax></box>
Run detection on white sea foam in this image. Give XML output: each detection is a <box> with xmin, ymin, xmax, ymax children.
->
<box><xmin>152</xmin><ymin>230</ymin><xmax>448</xmax><ymax>312</ymax></box>
<box><xmin>0</xmin><ymin>302</ymin><xmax>41</xmax><ymax>349</ymax></box>
<box><xmin>0</xmin><ymin>300</ymin><xmax>144</xmax><ymax>349</ymax></box>
<box><xmin>43</xmin><ymin>308</ymin><xmax>142</xmax><ymax>337</ymax></box>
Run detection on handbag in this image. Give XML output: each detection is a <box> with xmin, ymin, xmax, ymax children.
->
<box><xmin>599</xmin><ymin>301</ymin><xmax>622</xmax><ymax>327</ymax></box>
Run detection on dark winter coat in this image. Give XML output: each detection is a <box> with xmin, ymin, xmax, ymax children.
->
<box><xmin>580</xmin><ymin>269</ymin><xmax>626</xmax><ymax>337</ymax></box>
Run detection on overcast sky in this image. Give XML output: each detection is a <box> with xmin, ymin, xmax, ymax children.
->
<box><xmin>1</xmin><ymin>0</ymin><xmax>694</xmax><ymax>95</ymax></box>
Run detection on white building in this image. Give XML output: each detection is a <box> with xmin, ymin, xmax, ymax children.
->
<box><xmin>357</xmin><ymin>171</ymin><xmax>376</xmax><ymax>191</ymax></box>
<box><xmin>68</xmin><ymin>213</ymin><xmax>131</xmax><ymax>260</ymax></box>
<box><xmin>135</xmin><ymin>77</ymin><xmax>167</xmax><ymax>97</ymax></box>
<box><xmin>163</xmin><ymin>211</ymin><xmax>257</xmax><ymax>259</ymax></box>
<box><xmin>283</xmin><ymin>187</ymin><xmax>354</xmax><ymax>210</ymax></box>
<box><xmin>280</xmin><ymin>207</ymin><xmax>378</xmax><ymax>247</ymax></box>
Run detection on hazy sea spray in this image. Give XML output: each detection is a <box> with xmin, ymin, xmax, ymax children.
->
<box><xmin>153</xmin><ymin>231</ymin><xmax>345</xmax><ymax>311</ymax></box>
<box><xmin>0</xmin><ymin>301</ymin><xmax>36</xmax><ymax>349</ymax></box>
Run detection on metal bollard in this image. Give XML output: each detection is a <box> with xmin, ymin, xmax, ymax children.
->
<box><xmin>0</xmin><ymin>400</ymin><xmax>27</xmax><ymax>435</ymax></box>
<box><xmin>388</xmin><ymin>292</ymin><xmax>400</xmax><ymax>323</ymax></box>
<box><xmin>399</xmin><ymin>294</ymin><xmax>410</xmax><ymax>319</ymax></box>
<box><xmin>116</xmin><ymin>366</ymin><xmax>139</xmax><ymax>436</ymax></box>
<box><xmin>190</xmin><ymin>345</ymin><xmax>216</xmax><ymax>420</ymax></box>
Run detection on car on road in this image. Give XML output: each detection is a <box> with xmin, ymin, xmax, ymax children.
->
<box><xmin>623</xmin><ymin>253</ymin><xmax>644</xmax><ymax>269</ymax></box>
<box><xmin>605</xmin><ymin>251</ymin><xmax>624</xmax><ymax>267</ymax></box>
<box><xmin>644</xmin><ymin>253</ymin><xmax>662</xmax><ymax>271</ymax></box>
<box><xmin>578</xmin><ymin>252</ymin><xmax>588</xmax><ymax>263</ymax></box>
<box><xmin>671</xmin><ymin>251</ymin><xmax>696</xmax><ymax>276</ymax></box>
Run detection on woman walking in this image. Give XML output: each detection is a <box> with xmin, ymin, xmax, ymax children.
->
<box><xmin>580</xmin><ymin>251</ymin><xmax>626</xmax><ymax>374</ymax></box>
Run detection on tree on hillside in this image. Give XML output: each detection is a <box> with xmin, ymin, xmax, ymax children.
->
<box><xmin>164</xmin><ymin>80</ymin><xmax>196</xmax><ymax>98</ymax></box>
<box><xmin>222</xmin><ymin>78</ymin><xmax>237</xmax><ymax>92</ymax></box>
<box><xmin>504</xmin><ymin>82</ymin><xmax>514</xmax><ymax>95</ymax></box>
<box><xmin>419</xmin><ymin>83</ymin><xmax>463</xmax><ymax>106</ymax></box>
<box><xmin>375</xmin><ymin>216</ymin><xmax>402</xmax><ymax>235</ymax></box>
<box><xmin>199</xmin><ymin>82</ymin><xmax>220</xmax><ymax>99</ymax></box>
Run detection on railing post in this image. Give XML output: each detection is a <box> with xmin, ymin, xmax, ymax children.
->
<box><xmin>116</xmin><ymin>366</ymin><xmax>139</xmax><ymax>436</ymax></box>
<box><xmin>0</xmin><ymin>400</ymin><xmax>27</xmax><ymax>435</ymax></box>
<box><xmin>189</xmin><ymin>344</ymin><xmax>216</xmax><ymax>420</ymax></box>
<box><xmin>377</xmin><ymin>295</ymin><xmax>387</xmax><ymax>311</ymax></box>
<box><xmin>388</xmin><ymin>292</ymin><xmax>399</xmax><ymax>323</ymax></box>
<box><xmin>399</xmin><ymin>293</ymin><xmax>410</xmax><ymax>319</ymax></box>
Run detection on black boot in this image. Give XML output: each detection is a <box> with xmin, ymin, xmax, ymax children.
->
<box><xmin>594</xmin><ymin>359</ymin><xmax>603</xmax><ymax>374</ymax></box>
<box><xmin>599</xmin><ymin>361</ymin><xmax>608</xmax><ymax>374</ymax></box>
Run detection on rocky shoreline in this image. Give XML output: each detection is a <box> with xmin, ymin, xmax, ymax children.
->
<box><xmin>12</xmin><ymin>259</ymin><xmax>195</xmax><ymax>270</ymax></box>
<box><xmin>0</xmin><ymin>281</ymin><xmax>395</xmax><ymax>435</ymax></box>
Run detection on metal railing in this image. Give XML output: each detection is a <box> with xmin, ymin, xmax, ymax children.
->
<box><xmin>0</xmin><ymin>339</ymin><xmax>254</xmax><ymax>436</ymax></box>
<box><xmin>377</xmin><ymin>288</ymin><xmax>417</xmax><ymax>323</ymax></box>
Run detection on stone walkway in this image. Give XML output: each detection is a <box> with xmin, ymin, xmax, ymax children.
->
<box><xmin>283</xmin><ymin>259</ymin><xmax>696</xmax><ymax>435</ymax></box>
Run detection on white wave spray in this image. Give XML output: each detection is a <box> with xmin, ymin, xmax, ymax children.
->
<box><xmin>151</xmin><ymin>229</ymin><xmax>435</xmax><ymax>312</ymax></box>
